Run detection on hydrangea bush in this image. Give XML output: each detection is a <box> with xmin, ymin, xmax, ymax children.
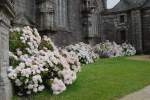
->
<box><xmin>94</xmin><ymin>41</ymin><xmax>123</xmax><ymax>58</ymax></box>
<box><xmin>94</xmin><ymin>40</ymin><xmax>136</xmax><ymax>58</ymax></box>
<box><xmin>121</xmin><ymin>43</ymin><xmax>136</xmax><ymax>56</ymax></box>
<box><xmin>8</xmin><ymin>26</ymin><xmax>81</xmax><ymax>95</ymax></box>
<box><xmin>65</xmin><ymin>42</ymin><xmax>98</xmax><ymax>64</ymax></box>
<box><xmin>8</xmin><ymin>26</ymin><xmax>136</xmax><ymax>96</ymax></box>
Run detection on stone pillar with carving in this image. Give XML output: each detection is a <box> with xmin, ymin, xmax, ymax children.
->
<box><xmin>55</xmin><ymin>0</ymin><xmax>68</xmax><ymax>30</ymax></box>
<box><xmin>98</xmin><ymin>0</ymin><xmax>106</xmax><ymax>41</ymax></box>
<box><xmin>81</xmin><ymin>0</ymin><xmax>101</xmax><ymax>44</ymax></box>
<box><xmin>36</xmin><ymin>0</ymin><xmax>55</xmax><ymax>32</ymax></box>
<box><xmin>0</xmin><ymin>0</ymin><xmax>15</xmax><ymax>100</ymax></box>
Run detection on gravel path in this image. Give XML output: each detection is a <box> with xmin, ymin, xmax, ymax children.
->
<box><xmin>120</xmin><ymin>85</ymin><xmax>150</xmax><ymax>100</ymax></box>
<box><xmin>127</xmin><ymin>55</ymin><xmax>150</xmax><ymax>61</ymax></box>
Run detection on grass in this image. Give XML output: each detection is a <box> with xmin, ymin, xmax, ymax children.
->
<box><xmin>13</xmin><ymin>57</ymin><xmax>150</xmax><ymax>100</ymax></box>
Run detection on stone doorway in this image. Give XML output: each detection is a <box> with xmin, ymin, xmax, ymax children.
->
<box><xmin>116</xmin><ymin>29</ymin><xmax>126</xmax><ymax>44</ymax></box>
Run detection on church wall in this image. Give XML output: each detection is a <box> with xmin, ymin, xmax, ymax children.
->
<box><xmin>0</xmin><ymin>1</ymin><xmax>15</xmax><ymax>99</ymax></box>
<box><xmin>101</xmin><ymin>14</ymin><xmax>117</xmax><ymax>42</ymax></box>
<box><xmin>55</xmin><ymin>0</ymin><xmax>68</xmax><ymax>30</ymax></box>
<box><xmin>101</xmin><ymin>12</ymin><xmax>136</xmax><ymax>44</ymax></box>
<box><xmin>36</xmin><ymin>0</ymin><xmax>55</xmax><ymax>31</ymax></box>
<box><xmin>101</xmin><ymin>10</ymin><xmax>143</xmax><ymax>52</ymax></box>
<box><xmin>142</xmin><ymin>9</ymin><xmax>150</xmax><ymax>53</ymax></box>
<box><xmin>67</xmin><ymin>0</ymin><xmax>83</xmax><ymax>42</ymax></box>
<box><xmin>42</xmin><ymin>0</ymin><xmax>83</xmax><ymax>47</ymax></box>
<box><xmin>88</xmin><ymin>12</ymin><xmax>101</xmax><ymax>45</ymax></box>
<box><xmin>14</xmin><ymin>0</ymin><xmax>36</xmax><ymax>25</ymax></box>
<box><xmin>130</xmin><ymin>10</ymin><xmax>143</xmax><ymax>52</ymax></box>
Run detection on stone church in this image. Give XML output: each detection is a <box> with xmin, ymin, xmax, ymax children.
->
<box><xmin>9</xmin><ymin>0</ymin><xmax>150</xmax><ymax>53</ymax></box>
<box><xmin>12</xmin><ymin>0</ymin><xmax>106</xmax><ymax>46</ymax></box>
<box><xmin>101</xmin><ymin>0</ymin><xmax>150</xmax><ymax>53</ymax></box>
<box><xmin>0</xmin><ymin>0</ymin><xmax>106</xmax><ymax>99</ymax></box>
<box><xmin>1</xmin><ymin>0</ymin><xmax>150</xmax><ymax>99</ymax></box>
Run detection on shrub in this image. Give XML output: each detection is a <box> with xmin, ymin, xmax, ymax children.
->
<box><xmin>8</xmin><ymin>26</ymin><xmax>81</xmax><ymax>95</ymax></box>
<box><xmin>65</xmin><ymin>42</ymin><xmax>98</xmax><ymax>64</ymax></box>
<box><xmin>121</xmin><ymin>43</ymin><xmax>136</xmax><ymax>56</ymax></box>
<box><xmin>94</xmin><ymin>40</ymin><xmax>136</xmax><ymax>58</ymax></box>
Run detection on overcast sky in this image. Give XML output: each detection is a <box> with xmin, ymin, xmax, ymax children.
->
<box><xmin>107</xmin><ymin>0</ymin><xmax>120</xmax><ymax>9</ymax></box>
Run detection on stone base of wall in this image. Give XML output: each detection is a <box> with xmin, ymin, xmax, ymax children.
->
<box><xmin>87</xmin><ymin>37</ymin><xmax>101</xmax><ymax>46</ymax></box>
<box><xmin>0</xmin><ymin>76</ymin><xmax>12</xmax><ymax>100</ymax></box>
<box><xmin>40</xmin><ymin>30</ymin><xmax>83</xmax><ymax>47</ymax></box>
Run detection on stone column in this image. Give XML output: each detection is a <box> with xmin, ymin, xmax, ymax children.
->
<box><xmin>131</xmin><ymin>10</ymin><xmax>143</xmax><ymax>52</ymax></box>
<box><xmin>63</xmin><ymin>0</ymin><xmax>68</xmax><ymax>28</ymax></box>
<box><xmin>55</xmin><ymin>0</ymin><xmax>61</xmax><ymax>28</ymax></box>
<box><xmin>59</xmin><ymin>0</ymin><xmax>62</xmax><ymax>26</ymax></box>
<box><xmin>55</xmin><ymin>0</ymin><xmax>68</xmax><ymax>29</ymax></box>
<box><xmin>37</xmin><ymin>0</ymin><xmax>55</xmax><ymax>31</ymax></box>
<box><xmin>0</xmin><ymin>0</ymin><xmax>15</xmax><ymax>100</ymax></box>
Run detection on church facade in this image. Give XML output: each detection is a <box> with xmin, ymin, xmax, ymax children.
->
<box><xmin>101</xmin><ymin>0</ymin><xmax>150</xmax><ymax>53</ymax></box>
<box><xmin>12</xmin><ymin>0</ymin><xmax>106</xmax><ymax>46</ymax></box>
<box><xmin>11</xmin><ymin>0</ymin><xmax>150</xmax><ymax>53</ymax></box>
<box><xmin>0</xmin><ymin>1</ymin><xmax>105</xmax><ymax>99</ymax></box>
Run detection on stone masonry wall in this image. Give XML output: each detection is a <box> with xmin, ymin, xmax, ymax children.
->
<box><xmin>13</xmin><ymin>0</ymin><xmax>36</xmax><ymax>26</ymax></box>
<box><xmin>101</xmin><ymin>14</ymin><xmax>116</xmax><ymax>41</ymax></box>
<box><xmin>0</xmin><ymin>1</ymin><xmax>15</xmax><ymax>98</ymax></box>
<box><xmin>101</xmin><ymin>10</ymin><xmax>143</xmax><ymax>52</ymax></box>
<box><xmin>142</xmin><ymin>9</ymin><xmax>150</xmax><ymax>53</ymax></box>
<box><xmin>131</xmin><ymin>10</ymin><xmax>143</xmax><ymax>52</ymax></box>
<box><xmin>0</xmin><ymin>21</ymin><xmax>11</xmax><ymax>100</ymax></box>
<box><xmin>67</xmin><ymin>0</ymin><xmax>83</xmax><ymax>42</ymax></box>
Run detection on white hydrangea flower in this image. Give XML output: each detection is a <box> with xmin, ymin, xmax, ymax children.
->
<box><xmin>51</xmin><ymin>78</ymin><xmax>66</xmax><ymax>95</ymax></box>
<box><xmin>33</xmin><ymin>87</ymin><xmax>38</xmax><ymax>93</ymax></box>
<box><xmin>15</xmin><ymin>79</ymin><xmax>22</xmax><ymax>86</ymax></box>
<box><xmin>28</xmin><ymin>84</ymin><xmax>34</xmax><ymax>89</ymax></box>
<box><xmin>9</xmin><ymin>51</ymin><xmax>18</xmax><ymax>60</ymax></box>
<box><xmin>38</xmin><ymin>85</ymin><xmax>45</xmax><ymax>92</ymax></box>
<box><xmin>59</xmin><ymin>69</ymin><xmax>76</xmax><ymax>85</ymax></box>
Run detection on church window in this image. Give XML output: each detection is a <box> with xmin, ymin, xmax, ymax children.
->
<box><xmin>120</xmin><ymin>15</ymin><xmax>125</xmax><ymax>23</ymax></box>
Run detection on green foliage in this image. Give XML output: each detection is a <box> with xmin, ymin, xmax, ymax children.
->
<box><xmin>38</xmin><ymin>40</ymin><xmax>53</xmax><ymax>51</ymax></box>
<box><xmin>9</xmin><ymin>57</ymin><xmax>20</xmax><ymax>68</ymax></box>
<box><xmin>9</xmin><ymin>32</ymin><xmax>28</xmax><ymax>54</ymax></box>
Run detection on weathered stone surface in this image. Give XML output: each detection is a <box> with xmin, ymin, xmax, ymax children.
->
<box><xmin>0</xmin><ymin>16</ymin><xmax>12</xmax><ymax>100</ymax></box>
<box><xmin>12</xmin><ymin>0</ymin><xmax>104</xmax><ymax>46</ymax></box>
<box><xmin>0</xmin><ymin>0</ymin><xmax>15</xmax><ymax>100</ymax></box>
<box><xmin>13</xmin><ymin>0</ymin><xmax>36</xmax><ymax>26</ymax></box>
<box><xmin>142</xmin><ymin>9</ymin><xmax>150</xmax><ymax>53</ymax></box>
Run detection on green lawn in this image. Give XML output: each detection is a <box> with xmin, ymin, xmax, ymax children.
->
<box><xmin>13</xmin><ymin>57</ymin><xmax>150</xmax><ymax>100</ymax></box>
